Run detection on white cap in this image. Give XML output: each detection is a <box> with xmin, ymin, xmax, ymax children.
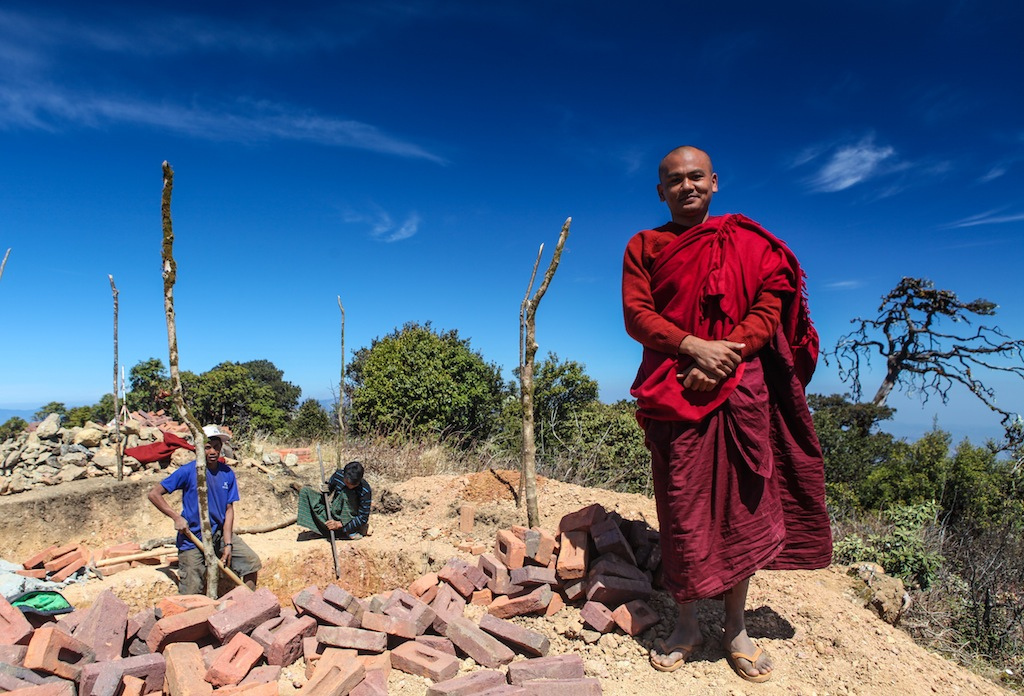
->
<box><xmin>202</xmin><ymin>424</ymin><xmax>231</xmax><ymax>442</ymax></box>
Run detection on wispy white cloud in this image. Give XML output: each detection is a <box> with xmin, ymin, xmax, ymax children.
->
<box><xmin>980</xmin><ymin>165</ymin><xmax>1008</xmax><ymax>183</ymax></box>
<box><xmin>807</xmin><ymin>136</ymin><xmax>895</xmax><ymax>192</ymax></box>
<box><xmin>943</xmin><ymin>209</ymin><xmax>1024</xmax><ymax>229</ymax></box>
<box><xmin>823</xmin><ymin>280</ymin><xmax>865</xmax><ymax>290</ymax></box>
<box><xmin>0</xmin><ymin>85</ymin><xmax>446</xmax><ymax>163</ymax></box>
<box><xmin>344</xmin><ymin>207</ymin><xmax>421</xmax><ymax>243</ymax></box>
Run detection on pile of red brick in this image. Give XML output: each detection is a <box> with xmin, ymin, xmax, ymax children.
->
<box><xmin>0</xmin><ymin>503</ymin><xmax>663</xmax><ymax>694</ymax></box>
<box><xmin>16</xmin><ymin>543</ymin><xmax>176</xmax><ymax>584</ymax></box>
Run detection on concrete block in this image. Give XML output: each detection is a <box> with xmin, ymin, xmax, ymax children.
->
<box><xmin>611</xmin><ymin>599</ymin><xmax>659</xmax><ymax>636</ymax></box>
<box><xmin>518</xmin><ymin>678</ymin><xmax>602</xmax><ymax>695</ymax></box>
<box><xmin>557</xmin><ymin>504</ymin><xmax>606</xmax><ymax>533</ymax></box>
<box><xmin>555</xmin><ymin>530</ymin><xmax>588</xmax><ymax>582</ymax></box>
<box><xmin>478</xmin><ymin>613</ymin><xmax>549</xmax><ymax>656</ymax></box>
<box><xmin>493</xmin><ymin>531</ymin><xmax>525</xmax><ymax>570</ymax></box>
<box><xmin>146</xmin><ymin>604</ymin><xmax>218</xmax><ymax>652</ymax></box>
<box><xmin>486</xmin><ymin>585</ymin><xmax>552</xmax><ymax>619</ymax></box>
<box><xmin>0</xmin><ymin>595</ymin><xmax>33</xmax><ymax>646</ymax></box>
<box><xmin>23</xmin><ymin>627</ymin><xmax>96</xmax><ymax>680</ymax></box>
<box><xmin>390</xmin><ymin>640</ymin><xmax>459</xmax><ymax>682</ymax></box>
<box><xmin>507</xmin><ymin>654</ymin><xmax>585</xmax><ymax>685</ymax></box>
<box><xmin>252</xmin><ymin>614</ymin><xmax>318</xmax><ymax>666</ymax></box>
<box><xmin>443</xmin><ymin>616</ymin><xmax>515</xmax><ymax>668</ymax></box>
<box><xmin>425</xmin><ymin>670</ymin><xmax>507</xmax><ymax>696</ymax></box>
<box><xmin>299</xmin><ymin>649</ymin><xmax>365</xmax><ymax>695</ymax></box>
<box><xmin>208</xmin><ymin>587</ymin><xmax>281</xmax><ymax>643</ymax></box>
<box><xmin>163</xmin><ymin>642</ymin><xmax>212</xmax><ymax>695</ymax></box>
<box><xmin>579</xmin><ymin>601</ymin><xmax>615</xmax><ymax>633</ymax></box>
<box><xmin>79</xmin><ymin>652</ymin><xmax>166</xmax><ymax>696</ymax></box>
<box><xmin>294</xmin><ymin>586</ymin><xmax>358</xmax><ymax>628</ymax></box>
<box><xmin>316</xmin><ymin>626</ymin><xmax>387</xmax><ymax>653</ymax></box>
<box><xmin>74</xmin><ymin>589</ymin><xmax>129</xmax><ymax>661</ymax></box>
<box><xmin>205</xmin><ymin>632</ymin><xmax>263</xmax><ymax>687</ymax></box>
<box><xmin>585</xmin><ymin>575</ymin><xmax>652</xmax><ymax>607</ymax></box>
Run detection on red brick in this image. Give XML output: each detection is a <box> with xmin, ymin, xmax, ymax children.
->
<box><xmin>0</xmin><ymin>663</ymin><xmax>45</xmax><ymax>691</ymax></box>
<box><xmin>486</xmin><ymin>585</ymin><xmax>552</xmax><ymax>619</ymax></box>
<box><xmin>163</xmin><ymin>642</ymin><xmax>212</xmax><ymax>695</ymax></box>
<box><xmin>51</xmin><ymin>556</ymin><xmax>86</xmax><ymax>582</ymax></box>
<box><xmin>157</xmin><ymin>594</ymin><xmax>218</xmax><ymax>618</ymax></box>
<box><xmin>316</xmin><ymin>626</ymin><xmax>387</xmax><ymax>653</ymax></box>
<box><xmin>208</xmin><ymin>587</ymin><xmax>280</xmax><ymax>644</ymax></box>
<box><xmin>293</xmin><ymin>587</ymin><xmax>358</xmax><ymax>627</ymax></box>
<box><xmin>519</xmin><ymin>678</ymin><xmax>601</xmax><ymax>695</ymax></box>
<box><xmin>100</xmin><ymin>542</ymin><xmax>142</xmax><ymax>559</ymax></box>
<box><xmin>252</xmin><ymin>614</ymin><xmax>317</xmax><ymax>666</ymax></box>
<box><xmin>408</xmin><ymin>573</ymin><xmax>439</xmax><ymax>599</ymax></box>
<box><xmin>21</xmin><ymin>545</ymin><xmax>59</xmax><ymax>570</ymax></box>
<box><xmin>555</xmin><ymin>530</ymin><xmax>588</xmax><ymax>582</ymax></box>
<box><xmin>611</xmin><ymin>599</ymin><xmax>659</xmax><ymax>636</ymax></box>
<box><xmin>477</xmin><ymin>554</ymin><xmax>521</xmax><ymax>596</ymax></box>
<box><xmin>531</xmin><ymin>527</ymin><xmax>558</xmax><ymax>566</ymax></box>
<box><xmin>299</xmin><ymin>649</ymin><xmax>365</xmax><ymax>695</ymax></box>
<box><xmin>98</xmin><ymin>562</ymin><xmax>131</xmax><ymax>576</ymax></box>
<box><xmin>544</xmin><ymin>592</ymin><xmax>566</xmax><ymax>617</ymax></box>
<box><xmin>561</xmin><ymin>579</ymin><xmax>586</xmax><ymax>602</ymax></box>
<box><xmin>438</xmin><ymin>558</ymin><xmax>487</xmax><ymax>598</ymax></box>
<box><xmin>239</xmin><ymin>664</ymin><xmax>282</xmax><ymax>685</ymax></box>
<box><xmin>589</xmin><ymin>554</ymin><xmax>647</xmax><ymax>583</ymax></box>
<box><xmin>425</xmin><ymin>670</ymin><xmax>507</xmax><ymax>696</ymax></box>
<box><xmin>382</xmin><ymin>589</ymin><xmax>437</xmax><ymax>634</ymax></box>
<box><xmin>42</xmin><ymin>545</ymin><xmax>81</xmax><ymax>572</ymax></box>
<box><xmin>360</xmin><ymin>611</ymin><xmax>418</xmax><ymax>639</ymax></box>
<box><xmin>14</xmin><ymin>569</ymin><xmax>48</xmax><ymax>579</ymax></box>
<box><xmin>217</xmin><ymin>584</ymin><xmax>255</xmax><ymax>608</ymax></box>
<box><xmin>471</xmin><ymin>589</ymin><xmax>493</xmax><ymax>606</ymax></box>
<box><xmin>579</xmin><ymin>601</ymin><xmax>615</xmax><ymax>633</ymax></box>
<box><xmin>507</xmin><ymin>654</ymin><xmax>585</xmax><ymax>685</ymax></box>
<box><xmin>118</xmin><ymin>675</ymin><xmax>146</xmax><ymax>696</ymax></box>
<box><xmin>585</xmin><ymin>575</ymin><xmax>652</xmax><ymax>607</ymax></box>
<box><xmin>0</xmin><ymin>643</ymin><xmax>27</xmax><ymax>664</ymax></box>
<box><xmin>443</xmin><ymin>616</ymin><xmax>515</xmax><ymax>668</ymax></box>
<box><xmin>146</xmin><ymin>604</ymin><xmax>218</xmax><ymax>652</ymax></box>
<box><xmin>493</xmin><ymin>531</ymin><xmax>525</xmax><ymax>570</ymax></box>
<box><xmin>459</xmin><ymin>504</ymin><xmax>476</xmax><ymax>533</ymax></box>
<box><xmin>75</xmin><ymin>590</ymin><xmax>129</xmax><ymax>661</ymax></box>
<box><xmin>415</xmin><ymin>635</ymin><xmax>456</xmax><ymax>655</ymax></box>
<box><xmin>304</xmin><ymin>646</ymin><xmax>355</xmax><ymax>680</ymax></box>
<box><xmin>205</xmin><ymin>632</ymin><xmax>263</xmax><ymax>687</ymax></box>
<box><xmin>23</xmin><ymin>627</ymin><xmax>96</xmax><ymax>680</ymax></box>
<box><xmin>79</xmin><ymin>651</ymin><xmax>166</xmax><ymax>696</ymax></box>
<box><xmin>509</xmin><ymin>566</ymin><xmax>556</xmax><ymax>587</ymax></box>
<box><xmin>390</xmin><ymin>640</ymin><xmax>459</xmax><ymax>682</ymax></box>
<box><xmin>215</xmin><ymin>683</ymin><xmax>279</xmax><ymax>695</ymax></box>
<box><xmin>127</xmin><ymin>608</ymin><xmax>157</xmax><ymax>644</ymax></box>
<box><xmin>557</xmin><ymin>504</ymin><xmax>606</xmax><ymax>533</ymax></box>
<box><xmin>322</xmin><ymin>584</ymin><xmax>366</xmax><ymax>623</ymax></box>
<box><xmin>429</xmin><ymin>583</ymin><xmax>466</xmax><ymax>633</ymax></box>
<box><xmin>350</xmin><ymin>668</ymin><xmax>389</xmax><ymax>696</ymax></box>
<box><xmin>478</xmin><ymin>613</ymin><xmax>549</xmax><ymax>656</ymax></box>
<box><xmin>0</xmin><ymin>682</ymin><xmax>76</xmax><ymax>695</ymax></box>
<box><xmin>0</xmin><ymin>595</ymin><xmax>33</xmax><ymax>646</ymax></box>
<box><xmin>589</xmin><ymin>518</ymin><xmax>636</xmax><ymax>565</ymax></box>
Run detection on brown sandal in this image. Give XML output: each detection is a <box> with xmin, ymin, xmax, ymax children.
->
<box><xmin>650</xmin><ymin>640</ymin><xmax>699</xmax><ymax>672</ymax></box>
<box><xmin>726</xmin><ymin>645</ymin><xmax>773</xmax><ymax>683</ymax></box>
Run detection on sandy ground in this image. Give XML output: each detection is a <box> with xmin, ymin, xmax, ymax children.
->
<box><xmin>0</xmin><ymin>463</ymin><xmax>1011</xmax><ymax>696</ymax></box>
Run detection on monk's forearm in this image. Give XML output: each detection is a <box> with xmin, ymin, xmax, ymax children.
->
<box><xmin>726</xmin><ymin>291</ymin><xmax>783</xmax><ymax>358</ymax></box>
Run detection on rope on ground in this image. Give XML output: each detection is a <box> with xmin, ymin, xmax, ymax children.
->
<box><xmin>140</xmin><ymin>514</ymin><xmax>297</xmax><ymax>550</ymax></box>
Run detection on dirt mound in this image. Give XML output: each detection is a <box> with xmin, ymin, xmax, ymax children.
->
<box><xmin>0</xmin><ymin>464</ymin><xmax>1010</xmax><ymax>695</ymax></box>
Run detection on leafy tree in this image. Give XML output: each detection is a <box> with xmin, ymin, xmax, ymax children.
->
<box><xmin>861</xmin><ymin>428</ymin><xmax>950</xmax><ymax>510</ymax></box>
<box><xmin>835</xmin><ymin>277</ymin><xmax>1024</xmax><ymax>440</ymax></box>
<box><xmin>183</xmin><ymin>362</ymin><xmax>291</xmax><ymax>435</ymax></box>
<box><xmin>0</xmin><ymin>417</ymin><xmax>26</xmax><ymax>441</ymax></box>
<box><xmin>126</xmin><ymin>358</ymin><xmax>171</xmax><ymax>412</ymax></box>
<box><xmin>33</xmin><ymin>401</ymin><xmax>67</xmax><ymax>422</ymax></box>
<box><xmin>348</xmin><ymin>322</ymin><xmax>506</xmax><ymax>441</ymax></box>
<box><xmin>808</xmin><ymin>394</ymin><xmax>897</xmax><ymax>486</ymax></box>
<box><xmin>289</xmin><ymin>399</ymin><xmax>334</xmax><ymax>441</ymax></box>
<box><xmin>532</xmin><ymin>353</ymin><xmax>599</xmax><ymax>450</ymax></box>
<box><xmin>240</xmin><ymin>359</ymin><xmax>301</xmax><ymax>415</ymax></box>
<box><xmin>65</xmin><ymin>406</ymin><xmax>94</xmax><ymax>428</ymax></box>
<box><xmin>90</xmin><ymin>393</ymin><xmax>116</xmax><ymax>424</ymax></box>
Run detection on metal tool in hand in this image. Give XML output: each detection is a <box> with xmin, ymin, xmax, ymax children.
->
<box><xmin>318</xmin><ymin>444</ymin><xmax>341</xmax><ymax>579</ymax></box>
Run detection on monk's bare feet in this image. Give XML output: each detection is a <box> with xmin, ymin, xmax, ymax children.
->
<box><xmin>722</xmin><ymin>628</ymin><xmax>773</xmax><ymax>681</ymax></box>
<box><xmin>650</xmin><ymin>604</ymin><xmax>702</xmax><ymax>671</ymax></box>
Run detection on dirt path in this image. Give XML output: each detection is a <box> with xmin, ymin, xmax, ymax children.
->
<box><xmin>0</xmin><ymin>465</ymin><xmax>1010</xmax><ymax>695</ymax></box>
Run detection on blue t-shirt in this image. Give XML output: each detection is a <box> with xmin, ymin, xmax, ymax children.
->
<box><xmin>160</xmin><ymin>460</ymin><xmax>240</xmax><ymax>551</ymax></box>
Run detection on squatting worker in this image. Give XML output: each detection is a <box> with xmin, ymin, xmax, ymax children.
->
<box><xmin>622</xmin><ymin>146</ymin><xmax>832</xmax><ymax>682</ymax></box>
<box><xmin>296</xmin><ymin>460</ymin><xmax>372</xmax><ymax>540</ymax></box>
<box><xmin>147</xmin><ymin>424</ymin><xmax>262</xmax><ymax>593</ymax></box>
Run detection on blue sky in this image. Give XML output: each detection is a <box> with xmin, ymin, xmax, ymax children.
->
<box><xmin>1</xmin><ymin>1</ymin><xmax>1022</xmax><ymax>444</ymax></box>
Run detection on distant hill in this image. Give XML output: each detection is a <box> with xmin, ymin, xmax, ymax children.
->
<box><xmin>0</xmin><ymin>408</ymin><xmax>36</xmax><ymax>423</ymax></box>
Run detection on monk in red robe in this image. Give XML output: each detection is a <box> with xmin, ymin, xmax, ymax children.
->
<box><xmin>622</xmin><ymin>146</ymin><xmax>831</xmax><ymax>682</ymax></box>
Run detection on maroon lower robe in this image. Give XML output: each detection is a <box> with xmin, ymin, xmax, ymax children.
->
<box><xmin>626</xmin><ymin>214</ymin><xmax>831</xmax><ymax>603</ymax></box>
<box><xmin>124</xmin><ymin>431</ymin><xmax>194</xmax><ymax>464</ymax></box>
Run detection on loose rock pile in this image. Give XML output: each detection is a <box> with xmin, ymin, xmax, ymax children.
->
<box><xmin>0</xmin><ymin>503</ymin><xmax>663</xmax><ymax>694</ymax></box>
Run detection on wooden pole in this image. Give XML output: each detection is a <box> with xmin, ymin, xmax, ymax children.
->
<box><xmin>0</xmin><ymin>248</ymin><xmax>10</xmax><ymax>282</ymax></box>
<box><xmin>337</xmin><ymin>295</ymin><xmax>346</xmax><ymax>450</ymax></box>
<box><xmin>161</xmin><ymin>161</ymin><xmax>219</xmax><ymax>597</ymax></box>
<box><xmin>109</xmin><ymin>275</ymin><xmax>123</xmax><ymax>481</ymax></box>
<box><xmin>519</xmin><ymin>218</ymin><xmax>571</xmax><ymax>528</ymax></box>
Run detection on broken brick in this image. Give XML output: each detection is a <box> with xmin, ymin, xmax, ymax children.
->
<box><xmin>0</xmin><ymin>595</ymin><xmax>33</xmax><ymax>646</ymax></box>
<box><xmin>146</xmin><ymin>604</ymin><xmax>218</xmax><ymax>652</ymax></box>
<box><xmin>74</xmin><ymin>590</ymin><xmax>129</xmax><ymax>662</ymax></box>
<box><xmin>23</xmin><ymin>627</ymin><xmax>96</xmax><ymax>681</ymax></box>
<box><xmin>251</xmin><ymin>614</ymin><xmax>317</xmax><ymax>666</ymax></box>
<box><xmin>316</xmin><ymin>626</ymin><xmax>387</xmax><ymax>653</ymax></box>
<box><xmin>205</xmin><ymin>632</ymin><xmax>263</xmax><ymax>687</ymax></box>
<box><xmin>579</xmin><ymin>601</ymin><xmax>615</xmax><ymax>633</ymax></box>
<box><xmin>425</xmin><ymin>670</ymin><xmax>507</xmax><ymax>696</ymax></box>
<box><xmin>79</xmin><ymin>651</ymin><xmax>166</xmax><ymax>696</ymax></box>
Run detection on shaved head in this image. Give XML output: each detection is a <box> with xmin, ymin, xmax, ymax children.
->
<box><xmin>659</xmin><ymin>146</ymin><xmax>714</xmax><ymax>182</ymax></box>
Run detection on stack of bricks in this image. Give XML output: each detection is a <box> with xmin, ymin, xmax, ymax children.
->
<box><xmin>16</xmin><ymin>541</ymin><xmax>177</xmax><ymax>583</ymax></box>
<box><xmin>0</xmin><ymin>503</ymin><xmax>657</xmax><ymax>694</ymax></box>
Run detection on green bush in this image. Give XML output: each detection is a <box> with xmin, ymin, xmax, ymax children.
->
<box><xmin>0</xmin><ymin>417</ymin><xmax>27</xmax><ymax>441</ymax></box>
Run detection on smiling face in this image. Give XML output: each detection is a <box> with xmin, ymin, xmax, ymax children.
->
<box><xmin>657</xmin><ymin>147</ymin><xmax>718</xmax><ymax>227</ymax></box>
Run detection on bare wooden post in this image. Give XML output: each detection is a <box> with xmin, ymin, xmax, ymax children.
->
<box><xmin>161</xmin><ymin>161</ymin><xmax>219</xmax><ymax>597</ymax></box>
<box><xmin>337</xmin><ymin>295</ymin><xmax>346</xmax><ymax>443</ymax></box>
<box><xmin>0</xmin><ymin>248</ymin><xmax>10</xmax><ymax>282</ymax></box>
<box><xmin>108</xmin><ymin>274</ymin><xmax>124</xmax><ymax>481</ymax></box>
<box><xmin>519</xmin><ymin>218</ymin><xmax>571</xmax><ymax>528</ymax></box>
